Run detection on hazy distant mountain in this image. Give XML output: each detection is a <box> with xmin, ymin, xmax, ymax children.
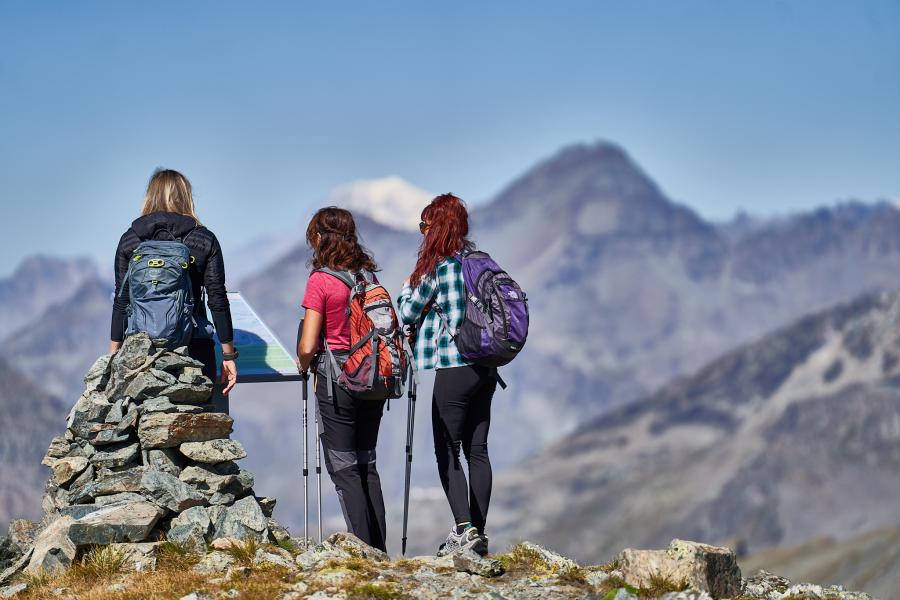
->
<box><xmin>0</xmin><ymin>255</ymin><xmax>97</xmax><ymax>340</ymax></box>
<box><xmin>1</xmin><ymin>278</ymin><xmax>112</xmax><ymax>400</ymax></box>
<box><xmin>327</xmin><ymin>176</ymin><xmax>433</xmax><ymax>232</ymax></box>
<box><xmin>0</xmin><ymin>357</ymin><xmax>64</xmax><ymax>525</ymax></box>
<box><xmin>477</xmin><ymin>291</ymin><xmax>900</xmax><ymax>565</ymax></box>
<box><xmin>741</xmin><ymin>522</ymin><xmax>900</xmax><ymax>600</ymax></box>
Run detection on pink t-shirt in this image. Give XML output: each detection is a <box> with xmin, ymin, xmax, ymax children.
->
<box><xmin>302</xmin><ymin>271</ymin><xmax>351</xmax><ymax>351</ymax></box>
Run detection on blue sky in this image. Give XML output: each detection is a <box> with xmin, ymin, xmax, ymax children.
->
<box><xmin>1</xmin><ymin>1</ymin><xmax>899</xmax><ymax>275</ymax></box>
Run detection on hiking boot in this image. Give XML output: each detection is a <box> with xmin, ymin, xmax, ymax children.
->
<box><xmin>476</xmin><ymin>532</ymin><xmax>489</xmax><ymax>557</ymax></box>
<box><xmin>436</xmin><ymin>526</ymin><xmax>486</xmax><ymax>557</ymax></box>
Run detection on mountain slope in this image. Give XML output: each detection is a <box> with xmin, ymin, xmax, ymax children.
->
<box><xmin>0</xmin><ymin>255</ymin><xmax>97</xmax><ymax>340</ymax></box>
<box><xmin>1</xmin><ymin>278</ymin><xmax>112</xmax><ymax>400</ymax></box>
<box><xmin>741</xmin><ymin>522</ymin><xmax>900</xmax><ymax>600</ymax></box>
<box><xmin>0</xmin><ymin>358</ymin><xmax>65</xmax><ymax>525</ymax></box>
<box><xmin>482</xmin><ymin>291</ymin><xmax>900</xmax><ymax>565</ymax></box>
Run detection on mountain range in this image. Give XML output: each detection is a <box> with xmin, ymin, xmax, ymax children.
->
<box><xmin>2</xmin><ymin>140</ymin><xmax>899</xmax><ymax>580</ymax></box>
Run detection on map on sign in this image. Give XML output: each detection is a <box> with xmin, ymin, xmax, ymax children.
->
<box><xmin>213</xmin><ymin>291</ymin><xmax>302</xmax><ymax>383</ymax></box>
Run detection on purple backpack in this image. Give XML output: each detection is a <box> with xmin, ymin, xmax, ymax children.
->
<box><xmin>436</xmin><ymin>250</ymin><xmax>529</xmax><ymax>374</ymax></box>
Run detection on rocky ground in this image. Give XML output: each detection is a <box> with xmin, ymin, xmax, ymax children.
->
<box><xmin>0</xmin><ymin>337</ymin><xmax>882</xmax><ymax>599</ymax></box>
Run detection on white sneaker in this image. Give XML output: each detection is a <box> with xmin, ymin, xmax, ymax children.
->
<box><xmin>436</xmin><ymin>526</ymin><xmax>487</xmax><ymax>557</ymax></box>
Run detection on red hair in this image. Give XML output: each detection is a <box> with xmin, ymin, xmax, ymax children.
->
<box><xmin>409</xmin><ymin>194</ymin><xmax>474</xmax><ymax>286</ymax></box>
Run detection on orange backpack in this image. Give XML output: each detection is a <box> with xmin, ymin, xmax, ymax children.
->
<box><xmin>315</xmin><ymin>268</ymin><xmax>411</xmax><ymax>401</ymax></box>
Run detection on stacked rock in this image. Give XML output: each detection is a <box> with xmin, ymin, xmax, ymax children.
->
<box><xmin>20</xmin><ymin>333</ymin><xmax>285</xmax><ymax>573</ymax></box>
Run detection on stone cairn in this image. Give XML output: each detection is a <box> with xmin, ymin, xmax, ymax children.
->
<box><xmin>1</xmin><ymin>333</ymin><xmax>288</xmax><ymax>578</ymax></box>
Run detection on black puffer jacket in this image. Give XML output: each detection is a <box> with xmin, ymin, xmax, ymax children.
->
<box><xmin>111</xmin><ymin>212</ymin><xmax>234</xmax><ymax>343</ymax></box>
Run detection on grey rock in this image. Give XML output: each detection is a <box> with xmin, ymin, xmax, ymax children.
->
<box><xmin>192</xmin><ymin>550</ymin><xmax>236</xmax><ymax>573</ymax></box>
<box><xmin>178</xmin><ymin>367</ymin><xmax>210</xmax><ymax>386</ymax></box>
<box><xmin>609</xmin><ymin>590</ymin><xmax>638</xmax><ymax>600</ymax></box>
<box><xmin>140</xmin><ymin>469</ymin><xmax>206</xmax><ymax>512</ymax></box>
<box><xmin>105</xmin><ymin>397</ymin><xmax>126</xmax><ymax>424</ymax></box>
<box><xmin>266</xmin><ymin>519</ymin><xmax>291</xmax><ymax>546</ymax></box>
<box><xmin>0</xmin><ymin>583</ymin><xmax>26</xmax><ymax>598</ymax></box>
<box><xmin>517</xmin><ymin>541</ymin><xmax>581</xmax><ymax>574</ymax></box>
<box><xmin>153</xmin><ymin>354</ymin><xmax>202</xmax><ymax>373</ymax></box>
<box><xmin>171</xmin><ymin>506</ymin><xmax>212</xmax><ymax>535</ymax></box>
<box><xmin>180</xmin><ymin>593</ymin><xmax>214</xmax><ymax>600</ymax></box>
<box><xmin>95</xmin><ymin>492</ymin><xmax>146</xmax><ymax>506</ymax></box>
<box><xmin>67</xmin><ymin>501</ymin><xmax>165</xmax><ymax>545</ymax></box>
<box><xmin>48</xmin><ymin>456</ymin><xmax>90</xmax><ymax>487</ymax></box>
<box><xmin>89</xmin><ymin>423</ymin><xmax>132</xmax><ymax>446</ymax></box>
<box><xmin>142</xmin><ymin>397</ymin><xmax>204</xmax><ymax>414</ymax></box>
<box><xmin>0</xmin><ymin>549</ymin><xmax>31</xmax><ymax>586</ymax></box>
<box><xmin>253</xmin><ymin>547</ymin><xmax>295</xmax><ymax>570</ymax></box>
<box><xmin>66</xmin><ymin>391</ymin><xmax>113</xmax><ymax>438</ymax></box>
<box><xmin>89</xmin><ymin>441</ymin><xmax>139</xmax><ymax>469</ymax></box>
<box><xmin>83</xmin><ymin>354</ymin><xmax>113</xmax><ymax>392</ymax></box>
<box><xmin>180</xmin><ymin>439</ymin><xmax>247</xmax><ymax>463</ymax></box>
<box><xmin>138</xmin><ymin>412</ymin><xmax>233</xmax><ymax>448</ymax></box>
<box><xmin>453</xmin><ymin>548</ymin><xmax>504</xmax><ymax>577</ymax></box>
<box><xmin>26</xmin><ymin>516</ymin><xmax>77</xmax><ymax>573</ymax></box>
<box><xmin>294</xmin><ymin>544</ymin><xmax>351</xmax><ymax>570</ymax></box>
<box><xmin>72</xmin><ymin>467</ymin><xmax>145</xmax><ymax>502</ymax></box>
<box><xmin>148</xmin><ymin>448</ymin><xmax>187</xmax><ymax>477</ymax></box>
<box><xmin>149</xmin><ymin>368</ymin><xmax>178</xmax><ymax>386</ymax></box>
<box><xmin>326</xmin><ymin>531</ymin><xmax>389</xmax><ymax>562</ymax></box>
<box><xmin>59</xmin><ymin>504</ymin><xmax>111</xmax><ymax>520</ymax></box>
<box><xmin>168</xmin><ymin>523</ymin><xmax>207</xmax><ymax>554</ymax></box>
<box><xmin>742</xmin><ymin>570</ymin><xmax>791</xmax><ymax>599</ymax></box>
<box><xmin>123</xmin><ymin>370</ymin><xmax>171</xmax><ymax>401</ymax></box>
<box><xmin>208</xmin><ymin>492</ymin><xmax>236</xmax><ymax>505</ymax></box>
<box><xmin>0</xmin><ymin>521</ymin><xmax>38</xmax><ymax>571</ymax></box>
<box><xmin>112</xmin><ymin>334</ymin><xmax>153</xmax><ymax>371</ymax></box>
<box><xmin>161</xmin><ymin>381</ymin><xmax>212</xmax><ymax>405</ymax></box>
<box><xmin>658</xmin><ymin>592</ymin><xmax>714</xmax><ymax>600</ymax></box>
<box><xmin>219</xmin><ymin>496</ymin><xmax>268</xmax><ymax>543</ymax></box>
<box><xmin>179</xmin><ymin>465</ymin><xmax>235</xmax><ymax>492</ymax></box>
<box><xmin>208</xmin><ymin>506</ymin><xmax>227</xmax><ymax>538</ymax></box>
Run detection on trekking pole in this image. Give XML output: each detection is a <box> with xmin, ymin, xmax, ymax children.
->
<box><xmin>296</xmin><ymin>321</ymin><xmax>309</xmax><ymax>548</ymax></box>
<box><xmin>401</xmin><ymin>350</ymin><xmax>418</xmax><ymax>555</ymax></box>
<box><xmin>315</xmin><ymin>392</ymin><xmax>323</xmax><ymax>543</ymax></box>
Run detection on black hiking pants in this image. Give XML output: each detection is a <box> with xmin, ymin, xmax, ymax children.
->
<box><xmin>315</xmin><ymin>373</ymin><xmax>388</xmax><ymax>551</ymax></box>
<box><xmin>432</xmin><ymin>364</ymin><xmax>497</xmax><ymax>533</ymax></box>
<box><xmin>188</xmin><ymin>338</ymin><xmax>228</xmax><ymax>414</ymax></box>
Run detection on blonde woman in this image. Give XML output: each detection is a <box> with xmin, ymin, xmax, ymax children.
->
<box><xmin>109</xmin><ymin>169</ymin><xmax>237</xmax><ymax>408</ymax></box>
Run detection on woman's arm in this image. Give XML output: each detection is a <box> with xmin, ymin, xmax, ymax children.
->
<box><xmin>397</xmin><ymin>273</ymin><xmax>437</xmax><ymax>325</ymax></box>
<box><xmin>296</xmin><ymin>309</ymin><xmax>324</xmax><ymax>373</ymax></box>
<box><xmin>202</xmin><ymin>232</ymin><xmax>237</xmax><ymax>395</ymax></box>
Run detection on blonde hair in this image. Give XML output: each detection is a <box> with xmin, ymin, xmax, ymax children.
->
<box><xmin>141</xmin><ymin>168</ymin><xmax>202</xmax><ymax>224</ymax></box>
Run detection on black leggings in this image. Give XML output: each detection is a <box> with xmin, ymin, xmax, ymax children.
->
<box><xmin>188</xmin><ymin>338</ymin><xmax>228</xmax><ymax>414</ymax></box>
<box><xmin>316</xmin><ymin>374</ymin><xmax>387</xmax><ymax>551</ymax></box>
<box><xmin>432</xmin><ymin>365</ymin><xmax>497</xmax><ymax>533</ymax></box>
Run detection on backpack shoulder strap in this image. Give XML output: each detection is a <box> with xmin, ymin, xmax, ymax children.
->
<box><xmin>313</xmin><ymin>267</ymin><xmax>357</xmax><ymax>289</ymax></box>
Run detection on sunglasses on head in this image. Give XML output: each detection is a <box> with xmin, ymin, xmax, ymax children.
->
<box><xmin>419</xmin><ymin>221</ymin><xmax>429</xmax><ymax>233</ymax></box>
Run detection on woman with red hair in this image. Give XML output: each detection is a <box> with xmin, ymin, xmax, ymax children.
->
<box><xmin>398</xmin><ymin>193</ymin><xmax>496</xmax><ymax>557</ymax></box>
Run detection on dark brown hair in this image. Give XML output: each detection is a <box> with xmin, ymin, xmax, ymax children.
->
<box><xmin>306</xmin><ymin>207</ymin><xmax>378</xmax><ymax>273</ymax></box>
<box><xmin>410</xmin><ymin>194</ymin><xmax>473</xmax><ymax>286</ymax></box>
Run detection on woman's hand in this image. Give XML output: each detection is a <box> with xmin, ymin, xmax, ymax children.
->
<box><xmin>220</xmin><ymin>359</ymin><xmax>238</xmax><ymax>395</ymax></box>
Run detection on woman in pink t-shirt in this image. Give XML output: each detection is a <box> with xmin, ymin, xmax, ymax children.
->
<box><xmin>295</xmin><ymin>207</ymin><xmax>387</xmax><ymax>551</ymax></box>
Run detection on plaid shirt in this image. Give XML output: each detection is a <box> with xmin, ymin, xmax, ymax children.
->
<box><xmin>397</xmin><ymin>257</ymin><xmax>469</xmax><ymax>370</ymax></box>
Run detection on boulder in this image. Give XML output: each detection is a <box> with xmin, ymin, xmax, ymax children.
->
<box><xmin>256</xmin><ymin>497</ymin><xmax>276</xmax><ymax>518</ymax></box>
<box><xmin>0</xmin><ymin>583</ymin><xmax>27</xmax><ymax>598</ymax></box>
<box><xmin>83</xmin><ymin>354</ymin><xmax>113</xmax><ymax>393</ymax></box>
<box><xmin>453</xmin><ymin>549</ymin><xmax>504</xmax><ymax>577</ymax></box>
<box><xmin>95</xmin><ymin>492</ymin><xmax>146</xmax><ymax>506</ymax></box>
<box><xmin>171</xmin><ymin>506</ymin><xmax>212</xmax><ymax>536</ymax></box>
<box><xmin>179</xmin><ymin>439</ymin><xmax>247</xmax><ymax>463</ymax></box>
<box><xmin>89</xmin><ymin>423</ymin><xmax>132</xmax><ymax>446</ymax></box>
<box><xmin>67</xmin><ymin>501</ymin><xmax>165</xmax><ymax>545</ymax></box>
<box><xmin>43</xmin><ymin>437</ymin><xmax>71</xmax><ymax>461</ymax></box>
<box><xmin>253</xmin><ymin>547</ymin><xmax>295</xmax><ymax>570</ymax></box>
<box><xmin>516</xmin><ymin>541</ymin><xmax>580</xmax><ymax>574</ymax></box>
<box><xmin>153</xmin><ymin>354</ymin><xmax>202</xmax><ymax>373</ymax></box>
<box><xmin>617</xmin><ymin>539</ymin><xmax>741</xmax><ymax>599</ymax></box>
<box><xmin>124</xmin><ymin>371</ymin><xmax>173</xmax><ymax>401</ymax></box>
<box><xmin>140</xmin><ymin>470</ymin><xmax>206</xmax><ymax>512</ymax></box>
<box><xmin>218</xmin><ymin>496</ymin><xmax>268</xmax><ymax>543</ymax></box>
<box><xmin>110</xmin><ymin>542</ymin><xmax>161</xmax><ymax>572</ymax></box>
<box><xmin>26</xmin><ymin>516</ymin><xmax>77</xmax><ymax>573</ymax></box>
<box><xmin>138</xmin><ymin>413</ymin><xmax>233</xmax><ymax>448</ymax></box>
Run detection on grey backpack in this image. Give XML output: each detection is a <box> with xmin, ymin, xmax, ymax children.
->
<box><xmin>120</xmin><ymin>239</ymin><xmax>195</xmax><ymax>348</ymax></box>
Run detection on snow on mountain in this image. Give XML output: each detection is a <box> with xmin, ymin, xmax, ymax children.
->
<box><xmin>326</xmin><ymin>176</ymin><xmax>433</xmax><ymax>232</ymax></box>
